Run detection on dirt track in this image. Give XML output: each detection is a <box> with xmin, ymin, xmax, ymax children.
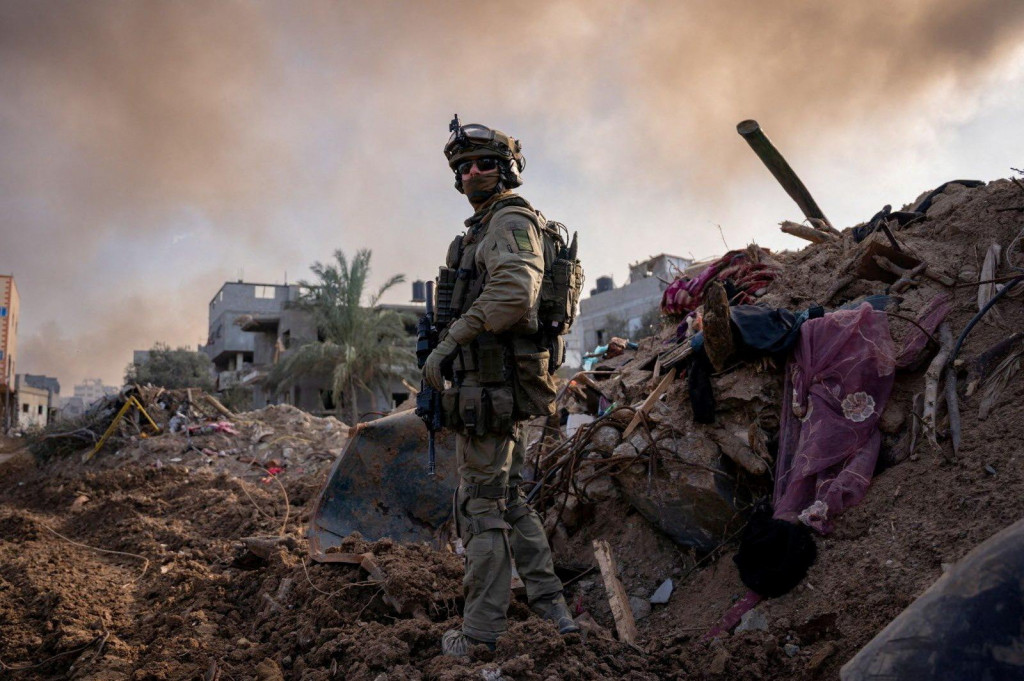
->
<box><xmin>2</xmin><ymin>179</ymin><xmax>1023</xmax><ymax>680</ymax></box>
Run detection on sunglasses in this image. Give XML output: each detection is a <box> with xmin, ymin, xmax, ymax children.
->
<box><xmin>457</xmin><ymin>158</ymin><xmax>500</xmax><ymax>175</ymax></box>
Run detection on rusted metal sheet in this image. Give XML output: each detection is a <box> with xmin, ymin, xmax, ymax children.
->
<box><xmin>307</xmin><ymin>409</ymin><xmax>459</xmax><ymax>556</ymax></box>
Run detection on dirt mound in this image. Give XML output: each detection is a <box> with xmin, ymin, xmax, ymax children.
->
<box><xmin>2</xmin><ymin>178</ymin><xmax>1023</xmax><ymax>679</ymax></box>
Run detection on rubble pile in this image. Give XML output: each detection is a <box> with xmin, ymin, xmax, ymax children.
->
<box><xmin>0</xmin><ymin>177</ymin><xmax>1022</xmax><ymax>679</ymax></box>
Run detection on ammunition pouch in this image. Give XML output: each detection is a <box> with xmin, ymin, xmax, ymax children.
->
<box><xmin>454</xmin><ymin>332</ymin><xmax>507</xmax><ymax>383</ymax></box>
<box><xmin>511</xmin><ymin>338</ymin><xmax>557</xmax><ymax>418</ymax></box>
<box><xmin>440</xmin><ymin>385</ymin><xmax>516</xmax><ymax>436</ymax></box>
<box><xmin>538</xmin><ymin>224</ymin><xmax>584</xmax><ymax>338</ymax></box>
<box><xmin>435</xmin><ymin>266</ymin><xmax>457</xmax><ymax>330</ymax></box>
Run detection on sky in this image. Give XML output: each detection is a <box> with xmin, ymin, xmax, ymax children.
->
<box><xmin>2</xmin><ymin>0</ymin><xmax>1024</xmax><ymax>391</ymax></box>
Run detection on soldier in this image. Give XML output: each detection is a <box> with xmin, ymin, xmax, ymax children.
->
<box><xmin>423</xmin><ymin>117</ymin><xmax>580</xmax><ymax>656</ymax></box>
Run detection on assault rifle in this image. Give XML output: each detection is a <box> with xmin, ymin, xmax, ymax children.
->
<box><xmin>415</xmin><ymin>280</ymin><xmax>443</xmax><ymax>476</ymax></box>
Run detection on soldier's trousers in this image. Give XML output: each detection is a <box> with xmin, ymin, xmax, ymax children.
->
<box><xmin>455</xmin><ymin>422</ymin><xmax>563</xmax><ymax>643</ymax></box>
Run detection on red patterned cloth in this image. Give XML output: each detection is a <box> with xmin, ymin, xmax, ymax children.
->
<box><xmin>661</xmin><ymin>248</ymin><xmax>778</xmax><ymax>315</ymax></box>
<box><xmin>773</xmin><ymin>304</ymin><xmax>896</xmax><ymax>534</ymax></box>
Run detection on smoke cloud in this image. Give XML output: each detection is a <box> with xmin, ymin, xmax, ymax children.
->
<box><xmin>2</xmin><ymin>0</ymin><xmax>1023</xmax><ymax>388</ymax></box>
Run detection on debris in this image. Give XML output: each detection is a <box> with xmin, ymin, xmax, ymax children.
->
<box><xmin>780</xmin><ymin>221</ymin><xmax>837</xmax><ymax>244</ymax></box>
<box><xmin>978</xmin><ymin>243</ymin><xmax>1003</xmax><ymax>324</ymax></box>
<box><xmin>622</xmin><ymin>368</ymin><xmax>677</xmax><ymax>439</ymax></box>
<box><xmin>574</xmin><ymin>611</ymin><xmax>613</xmax><ymax>640</ymax></box>
<box><xmin>984</xmin><ymin>465</ymin><xmax>997</xmax><ymax>476</ymax></box>
<box><xmin>807</xmin><ymin>641</ymin><xmax>838</xmax><ymax>672</ymax></box>
<box><xmin>941</xmin><ymin>324</ymin><xmax>961</xmax><ymax>458</ymax></box>
<box><xmin>736</xmin><ymin>119</ymin><xmax>832</xmax><ymax>229</ymax></box>
<box><xmin>709</xmin><ymin>428</ymin><xmax>768</xmax><ymax>476</ymax></box>
<box><xmin>922</xmin><ymin>322</ymin><xmax>952</xmax><ymax>457</ymax></box>
<box><xmin>649</xmin><ymin>578</ymin><xmax>673</xmax><ymax>604</ymax></box>
<box><xmin>708</xmin><ymin>646</ymin><xmax>731</xmax><ymax>675</ymax></box>
<box><xmin>977</xmin><ymin>341</ymin><xmax>1023</xmax><ymax>419</ymax></box>
<box><xmin>964</xmin><ymin>332</ymin><xmax>1024</xmax><ymax>396</ymax></box>
<box><xmin>593</xmin><ymin>540</ymin><xmax>639</xmax><ymax>644</ymax></box>
<box><xmin>784</xmin><ymin>644</ymin><xmax>800</xmax><ymax>657</ymax></box>
<box><xmin>734</xmin><ymin>608</ymin><xmax>769</xmax><ymax>633</ymax></box>
<box><xmin>842</xmin><ymin>518</ymin><xmax>1024</xmax><ymax>680</ymax></box>
<box><xmin>628</xmin><ymin>596</ymin><xmax>651</xmax><ymax>621</ymax></box>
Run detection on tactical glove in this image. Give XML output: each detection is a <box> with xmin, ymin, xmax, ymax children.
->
<box><xmin>423</xmin><ymin>337</ymin><xmax>459</xmax><ymax>391</ymax></box>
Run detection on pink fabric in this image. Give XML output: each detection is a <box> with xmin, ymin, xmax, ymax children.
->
<box><xmin>773</xmin><ymin>304</ymin><xmax>896</xmax><ymax>534</ymax></box>
<box><xmin>660</xmin><ymin>249</ymin><xmax>778</xmax><ymax>315</ymax></box>
<box><xmin>895</xmin><ymin>292</ymin><xmax>953</xmax><ymax>369</ymax></box>
<box><xmin>704</xmin><ymin>590</ymin><xmax>762</xmax><ymax>640</ymax></box>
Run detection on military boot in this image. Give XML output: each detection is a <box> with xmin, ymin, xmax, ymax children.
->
<box><xmin>530</xmin><ymin>594</ymin><xmax>581</xmax><ymax>635</ymax></box>
<box><xmin>441</xmin><ymin>629</ymin><xmax>496</xmax><ymax>657</ymax></box>
<box><xmin>702</xmin><ymin>280</ymin><xmax>735</xmax><ymax>372</ymax></box>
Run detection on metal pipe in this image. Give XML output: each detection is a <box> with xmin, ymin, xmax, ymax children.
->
<box><xmin>736</xmin><ymin>119</ymin><xmax>831</xmax><ymax>228</ymax></box>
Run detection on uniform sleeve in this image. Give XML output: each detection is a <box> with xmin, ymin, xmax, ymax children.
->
<box><xmin>446</xmin><ymin>210</ymin><xmax>544</xmax><ymax>345</ymax></box>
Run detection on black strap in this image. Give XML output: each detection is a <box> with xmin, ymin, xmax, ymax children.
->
<box><xmin>466</xmin><ymin>516</ymin><xmax>511</xmax><ymax>536</ymax></box>
<box><xmin>504</xmin><ymin>504</ymin><xmax>533</xmax><ymax>525</ymax></box>
<box><xmin>463</xmin><ymin>483</ymin><xmax>508</xmax><ymax>499</ymax></box>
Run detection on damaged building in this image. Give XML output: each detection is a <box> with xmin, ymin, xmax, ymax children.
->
<box><xmin>200</xmin><ymin>280</ymin><xmax>420</xmax><ymax>418</ymax></box>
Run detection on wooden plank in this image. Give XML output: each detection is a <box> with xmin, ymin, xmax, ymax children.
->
<box><xmin>592</xmin><ymin>539</ymin><xmax>638</xmax><ymax>645</ymax></box>
<box><xmin>622</xmin><ymin>368</ymin><xmax>677</xmax><ymax>439</ymax></box>
<box><xmin>780</xmin><ymin>221</ymin><xmax>836</xmax><ymax>244</ymax></box>
<box><xmin>204</xmin><ymin>393</ymin><xmax>235</xmax><ymax>418</ymax></box>
<box><xmin>309</xmin><ymin>551</ymin><xmax>366</xmax><ymax>564</ymax></box>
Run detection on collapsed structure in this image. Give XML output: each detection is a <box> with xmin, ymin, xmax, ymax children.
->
<box><xmin>1</xmin><ymin>177</ymin><xmax>1022</xmax><ymax>679</ymax></box>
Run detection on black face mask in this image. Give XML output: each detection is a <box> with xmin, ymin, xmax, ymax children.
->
<box><xmin>463</xmin><ymin>172</ymin><xmax>500</xmax><ymax>205</ymax></box>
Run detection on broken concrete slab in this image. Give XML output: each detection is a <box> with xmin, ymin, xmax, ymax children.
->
<box><xmin>650</xmin><ymin>578</ymin><xmax>673</xmax><ymax>604</ymax></box>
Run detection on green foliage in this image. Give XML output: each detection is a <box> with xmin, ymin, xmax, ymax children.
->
<box><xmin>125</xmin><ymin>343</ymin><xmax>214</xmax><ymax>391</ymax></box>
<box><xmin>265</xmin><ymin>249</ymin><xmax>416</xmax><ymax>424</ymax></box>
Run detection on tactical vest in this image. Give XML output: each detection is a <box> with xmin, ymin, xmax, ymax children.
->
<box><xmin>435</xmin><ymin>194</ymin><xmax>584</xmax><ymax>423</ymax></box>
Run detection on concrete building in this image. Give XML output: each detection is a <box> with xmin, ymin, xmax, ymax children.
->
<box><xmin>0</xmin><ymin>275</ymin><xmax>19</xmax><ymax>431</ymax></box>
<box><xmin>74</xmin><ymin>378</ymin><xmax>119</xmax><ymax>406</ymax></box>
<box><xmin>14</xmin><ymin>374</ymin><xmax>58</xmax><ymax>430</ymax></box>
<box><xmin>60</xmin><ymin>396</ymin><xmax>87</xmax><ymax>421</ymax></box>
<box><xmin>201</xmin><ymin>280</ymin><xmax>421</xmax><ymax>419</ymax></box>
<box><xmin>566</xmin><ymin>254</ymin><xmax>690</xmax><ymax>364</ymax></box>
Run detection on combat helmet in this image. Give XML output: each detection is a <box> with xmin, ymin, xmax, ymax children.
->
<box><xmin>445</xmin><ymin>114</ymin><xmax>525</xmax><ymax>193</ymax></box>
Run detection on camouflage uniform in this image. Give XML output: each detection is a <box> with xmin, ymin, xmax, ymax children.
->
<box><xmin>429</xmin><ymin>119</ymin><xmax>578</xmax><ymax>654</ymax></box>
<box><xmin>445</xmin><ymin>192</ymin><xmax>564</xmax><ymax>643</ymax></box>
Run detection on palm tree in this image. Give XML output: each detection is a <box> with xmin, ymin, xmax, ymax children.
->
<box><xmin>265</xmin><ymin>249</ymin><xmax>416</xmax><ymax>424</ymax></box>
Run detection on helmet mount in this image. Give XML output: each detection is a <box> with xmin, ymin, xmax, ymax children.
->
<box><xmin>445</xmin><ymin>113</ymin><xmax>525</xmax><ymax>194</ymax></box>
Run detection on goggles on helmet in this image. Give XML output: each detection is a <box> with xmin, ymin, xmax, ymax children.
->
<box><xmin>445</xmin><ymin>114</ymin><xmax>525</xmax><ymax>178</ymax></box>
<box><xmin>446</xmin><ymin>123</ymin><xmax>496</xmax><ymax>152</ymax></box>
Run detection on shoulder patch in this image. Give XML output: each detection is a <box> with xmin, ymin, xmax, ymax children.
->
<box><xmin>505</xmin><ymin>220</ymin><xmax>535</xmax><ymax>253</ymax></box>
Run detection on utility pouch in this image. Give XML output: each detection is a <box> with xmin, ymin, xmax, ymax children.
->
<box><xmin>459</xmin><ymin>387</ymin><xmax>487</xmax><ymax>436</ymax></box>
<box><xmin>476</xmin><ymin>335</ymin><xmax>506</xmax><ymax>384</ymax></box>
<box><xmin>485</xmin><ymin>387</ymin><xmax>515</xmax><ymax>434</ymax></box>
<box><xmin>511</xmin><ymin>339</ymin><xmax>557</xmax><ymax>418</ymax></box>
<box><xmin>445</xmin><ymin>235</ymin><xmax>463</xmax><ymax>270</ymax></box>
<box><xmin>441</xmin><ymin>387</ymin><xmax>463</xmax><ymax>430</ymax></box>
<box><xmin>454</xmin><ymin>345</ymin><xmax>478</xmax><ymax>374</ymax></box>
